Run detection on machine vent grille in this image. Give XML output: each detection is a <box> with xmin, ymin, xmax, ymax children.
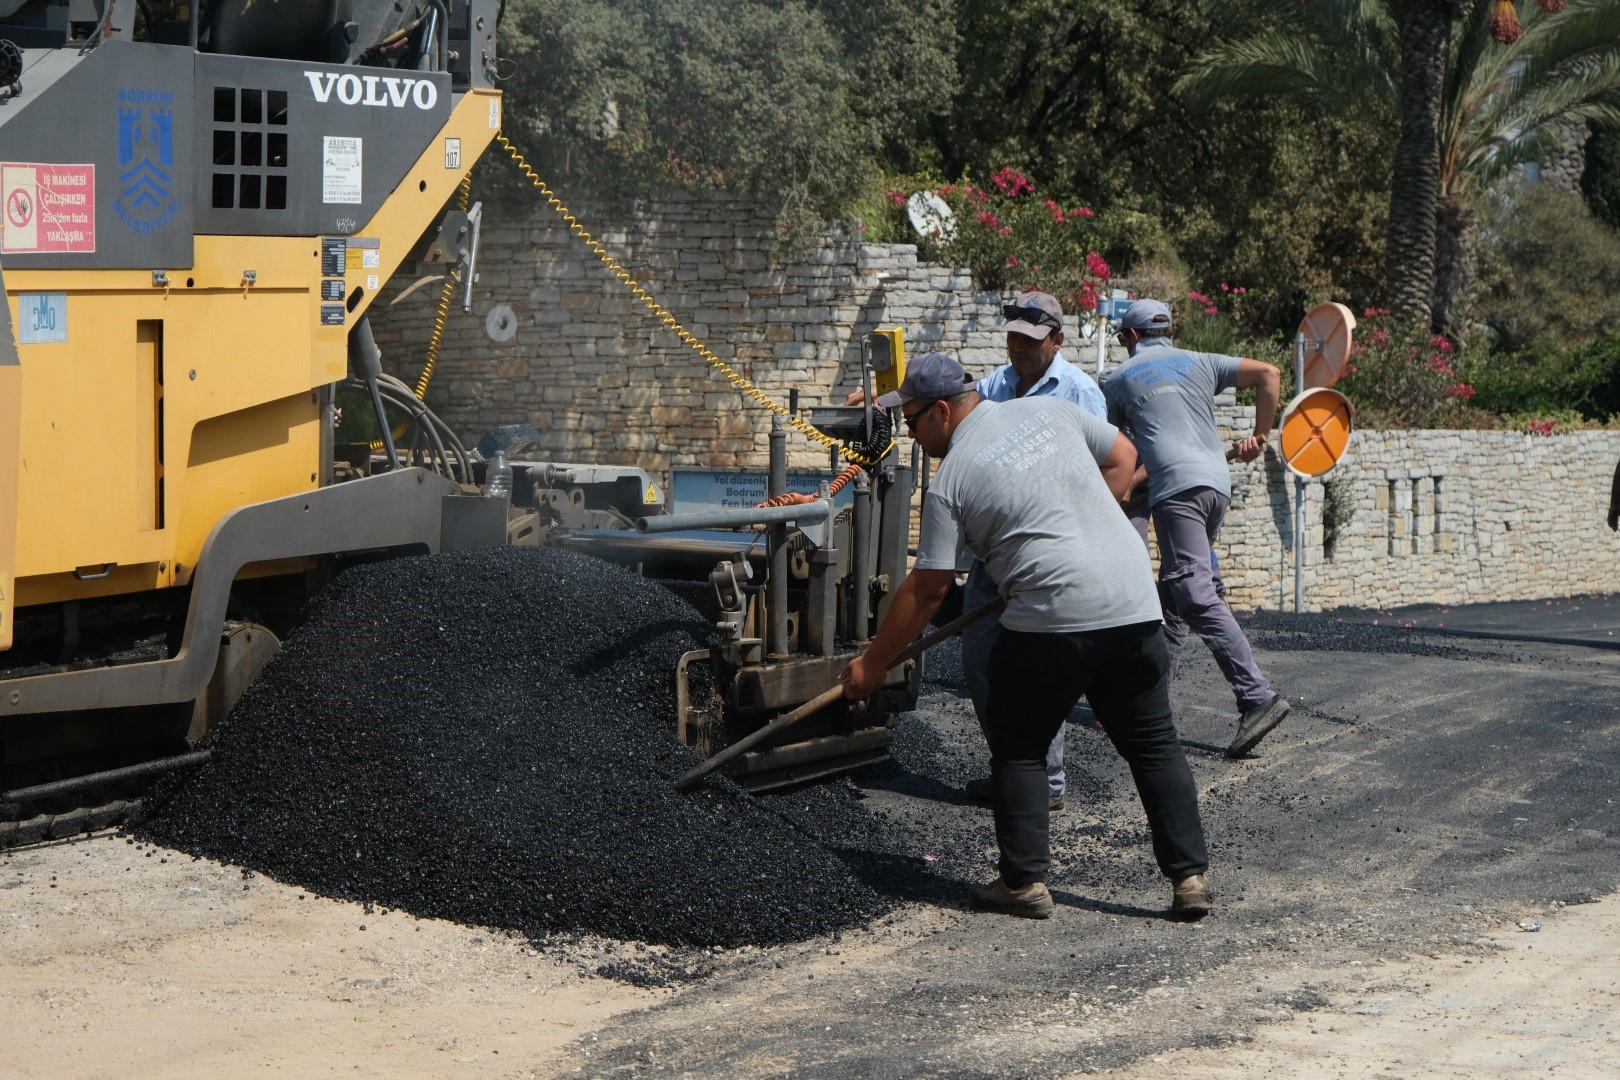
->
<box><xmin>210</xmin><ymin>86</ymin><xmax>289</xmax><ymax>211</ymax></box>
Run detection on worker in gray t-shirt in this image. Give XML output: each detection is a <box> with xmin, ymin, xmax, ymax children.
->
<box><xmin>1103</xmin><ymin>299</ymin><xmax>1290</xmax><ymax>759</ymax></box>
<box><xmin>839</xmin><ymin>351</ymin><xmax>1212</xmax><ymax>921</ymax></box>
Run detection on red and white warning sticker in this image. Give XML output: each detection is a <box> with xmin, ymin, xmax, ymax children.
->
<box><xmin>1</xmin><ymin>162</ymin><xmax>96</xmax><ymax>254</ymax></box>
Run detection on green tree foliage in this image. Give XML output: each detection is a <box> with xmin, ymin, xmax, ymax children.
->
<box><xmin>1583</xmin><ymin>124</ymin><xmax>1620</xmax><ymax>229</ymax></box>
<box><xmin>1474</xmin><ymin>184</ymin><xmax>1620</xmax><ymax>355</ymax></box>
<box><xmin>1179</xmin><ymin>0</ymin><xmax>1620</xmax><ymax>332</ymax></box>
<box><xmin>925</xmin><ymin>1</ymin><xmax>1390</xmax><ymax>336</ymax></box>
<box><xmin>495</xmin><ymin>0</ymin><xmax>956</xmax><ymax>227</ymax></box>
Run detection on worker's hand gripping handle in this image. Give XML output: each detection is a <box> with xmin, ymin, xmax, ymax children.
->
<box><xmin>672</xmin><ymin>597</ymin><xmax>1007</xmax><ymax>792</ymax></box>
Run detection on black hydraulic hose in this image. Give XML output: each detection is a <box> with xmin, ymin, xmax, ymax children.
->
<box><xmin>377</xmin><ymin>386</ymin><xmax>450</xmax><ymax>478</ymax></box>
<box><xmin>376</xmin><ymin>379</ymin><xmax>465</xmax><ymax>482</ymax></box>
<box><xmin>377</xmin><ymin>373</ymin><xmax>471</xmax><ymax>482</ymax></box>
<box><xmin>368</xmin><ymin>378</ymin><xmax>402</xmax><ymax>470</ymax></box>
<box><xmin>424</xmin><ymin>0</ymin><xmax>449</xmax><ymax>72</ymax></box>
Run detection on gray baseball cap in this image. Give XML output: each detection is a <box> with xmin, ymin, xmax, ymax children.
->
<box><xmin>875</xmin><ymin>351</ymin><xmax>975</xmax><ymax>408</ymax></box>
<box><xmin>1120</xmin><ymin>299</ymin><xmax>1172</xmax><ymax>331</ymax></box>
<box><xmin>1000</xmin><ymin>290</ymin><xmax>1065</xmax><ymax>340</ymax></box>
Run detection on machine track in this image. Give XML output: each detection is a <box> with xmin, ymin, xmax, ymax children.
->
<box><xmin>0</xmin><ymin>750</ymin><xmax>210</xmax><ymax>849</ymax></box>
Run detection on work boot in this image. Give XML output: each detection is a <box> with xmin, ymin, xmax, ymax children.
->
<box><xmin>967</xmin><ymin>877</ymin><xmax>1054</xmax><ymax>919</ymax></box>
<box><xmin>1226</xmin><ymin>694</ymin><xmax>1291</xmax><ymax>758</ymax></box>
<box><xmin>965</xmin><ymin>776</ymin><xmax>1065</xmax><ymax>812</ymax></box>
<box><xmin>1172</xmin><ymin>873</ymin><xmax>1212</xmax><ymax>918</ymax></box>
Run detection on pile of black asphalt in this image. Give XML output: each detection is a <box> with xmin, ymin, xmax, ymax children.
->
<box><xmin>137</xmin><ymin>545</ymin><xmax>890</xmax><ymax>951</ymax></box>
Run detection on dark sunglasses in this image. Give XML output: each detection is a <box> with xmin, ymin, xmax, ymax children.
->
<box><xmin>902</xmin><ymin>400</ymin><xmax>937</xmax><ymax>430</ymax></box>
<box><xmin>1002</xmin><ymin>304</ymin><xmax>1062</xmax><ymax>331</ymax></box>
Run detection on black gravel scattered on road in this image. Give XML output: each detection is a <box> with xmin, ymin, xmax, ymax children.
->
<box><xmin>137</xmin><ymin>545</ymin><xmax>890</xmax><ymax>949</ymax></box>
<box><xmin>1243</xmin><ymin>610</ymin><xmax>1507</xmax><ymax>662</ymax></box>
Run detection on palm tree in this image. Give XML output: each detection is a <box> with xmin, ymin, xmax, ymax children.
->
<box><xmin>1178</xmin><ymin>0</ymin><xmax>1620</xmax><ymax>334</ymax></box>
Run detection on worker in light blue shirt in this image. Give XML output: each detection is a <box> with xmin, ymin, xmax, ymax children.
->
<box><xmin>959</xmin><ymin>290</ymin><xmax>1107</xmax><ymax>812</ymax></box>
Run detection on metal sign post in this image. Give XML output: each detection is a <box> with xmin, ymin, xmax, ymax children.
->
<box><xmin>1281</xmin><ymin>303</ymin><xmax>1358</xmax><ymax>614</ymax></box>
<box><xmin>1293</xmin><ymin>332</ymin><xmax>1306</xmax><ymax>614</ymax></box>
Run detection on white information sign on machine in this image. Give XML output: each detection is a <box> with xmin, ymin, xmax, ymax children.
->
<box><xmin>321</xmin><ymin>136</ymin><xmax>363</xmax><ymax>204</ymax></box>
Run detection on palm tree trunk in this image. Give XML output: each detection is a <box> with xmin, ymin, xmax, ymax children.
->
<box><xmin>1432</xmin><ymin>194</ymin><xmax>1478</xmax><ymax>338</ymax></box>
<box><xmin>1386</xmin><ymin>1</ymin><xmax>1461</xmax><ymax>329</ymax></box>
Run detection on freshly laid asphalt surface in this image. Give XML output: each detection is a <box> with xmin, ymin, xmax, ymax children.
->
<box><xmin>563</xmin><ymin>598</ymin><xmax>1620</xmax><ymax>1077</ymax></box>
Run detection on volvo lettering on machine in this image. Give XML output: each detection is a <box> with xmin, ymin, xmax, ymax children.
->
<box><xmin>304</xmin><ymin>71</ymin><xmax>438</xmax><ymax>110</ymax></box>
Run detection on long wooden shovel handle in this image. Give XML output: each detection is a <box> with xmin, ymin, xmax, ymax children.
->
<box><xmin>673</xmin><ymin>595</ymin><xmax>1008</xmax><ymax>792</ymax></box>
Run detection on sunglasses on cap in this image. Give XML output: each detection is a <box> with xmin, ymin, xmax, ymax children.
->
<box><xmin>1002</xmin><ymin>304</ymin><xmax>1062</xmax><ymax>331</ymax></box>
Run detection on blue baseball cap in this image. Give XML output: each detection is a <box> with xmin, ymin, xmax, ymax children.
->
<box><xmin>875</xmin><ymin>351</ymin><xmax>975</xmax><ymax>408</ymax></box>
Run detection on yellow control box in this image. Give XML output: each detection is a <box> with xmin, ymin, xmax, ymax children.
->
<box><xmin>866</xmin><ymin>327</ymin><xmax>906</xmax><ymax>398</ymax></box>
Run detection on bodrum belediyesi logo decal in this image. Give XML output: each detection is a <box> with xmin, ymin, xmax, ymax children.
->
<box><xmin>114</xmin><ymin>88</ymin><xmax>178</xmax><ymax>235</ymax></box>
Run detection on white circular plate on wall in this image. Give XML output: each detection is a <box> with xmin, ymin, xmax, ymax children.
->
<box><xmin>906</xmin><ymin>192</ymin><xmax>957</xmax><ymax>242</ymax></box>
<box><xmin>485</xmin><ymin>304</ymin><xmax>517</xmax><ymax>343</ymax></box>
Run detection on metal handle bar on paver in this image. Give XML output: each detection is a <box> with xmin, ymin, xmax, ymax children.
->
<box><xmin>636</xmin><ymin>500</ymin><xmax>833</xmax><ymax>534</ymax></box>
<box><xmin>673</xmin><ymin>596</ymin><xmax>1008</xmax><ymax>792</ymax></box>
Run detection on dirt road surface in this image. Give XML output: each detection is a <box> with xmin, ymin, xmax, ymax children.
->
<box><xmin>4</xmin><ymin>598</ymin><xmax>1619</xmax><ymax>1078</ymax></box>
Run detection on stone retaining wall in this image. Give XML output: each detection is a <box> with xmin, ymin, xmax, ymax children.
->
<box><xmin>372</xmin><ymin>193</ymin><xmax>1620</xmax><ymax>612</ymax></box>
<box><xmin>1216</xmin><ymin>415</ymin><xmax>1620</xmax><ymax>612</ymax></box>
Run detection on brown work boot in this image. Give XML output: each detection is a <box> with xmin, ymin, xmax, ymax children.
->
<box><xmin>1227</xmin><ymin>694</ymin><xmax>1291</xmax><ymax>758</ymax></box>
<box><xmin>967</xmin><ymin>877</ymin><xmax>1054</xmax><ymax>919</ymax></box>
<box><xmin>1172</xmin><ymin>873</ymin><xmax>1212</xmax><ymax>918</ymax></box>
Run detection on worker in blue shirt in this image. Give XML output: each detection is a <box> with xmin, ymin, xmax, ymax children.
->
<box><xmin>845</xmin><ymin>291</ymin><xmax>1107</xmax><ymax>809</ymax></box>
<box><xmin>961</xmin><ymin>291</ymin><xmax>1107</xmax><ymax>811</ymax></box>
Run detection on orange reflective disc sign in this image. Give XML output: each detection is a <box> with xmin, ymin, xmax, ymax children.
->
<box><xmin>1279</xmin><ymin>388</ymin><xmax>1353</xmax><ymax>477</ymax></box>
<box><xmin>1298</xmin><ymin>302</ymin><xmax>1356</xmax><ymax>389</ymax></box>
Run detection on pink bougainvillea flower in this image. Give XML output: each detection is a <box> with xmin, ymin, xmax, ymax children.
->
<box><xmin>998</xmin><ymin>226</ymin><xmax>1013</xmax><ymax>237</ymax></box>
<box><xmin>1188</xmin><ymin>290</ymin><xmax>1208</xmax><ymax>303</ymax></box>
<box><xmin>975</xmin><ymin>211</ymin><xmax>1000</xmax><ymax>229</ymax></box>
<box><xmin>990</xmin><ymin>166</ymin><xmax>1034</xmax><ymax>196</ymax></box>
<box><xmin>1006</xmin><ymin>255</ymin><xmax>1019</xmax><ymax>267</ymax></box>
<box><xmin>1072</xmin><ymin>206</ymin><xmax>1095</xmax><ymax>218</ymax></box>
<box><xmin>885</xmin><ymin>191</ymin><xmax>906</xmax><ymax>207</ymax></box>
<box><xmin>1086</xmin><ymin>251</ymin><xmax>1111</xmax><ymax>280</ymax></box>
<box><xmin>1204</xmin><ymin>305</ymin><xmax>1219</xmax><ymax>315</ymax></box>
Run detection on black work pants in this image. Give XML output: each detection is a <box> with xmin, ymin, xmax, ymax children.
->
<box><xmin>983</xmin><ymin>621</ymin><xmax>1208</xmax><ymax>888</ymax></box>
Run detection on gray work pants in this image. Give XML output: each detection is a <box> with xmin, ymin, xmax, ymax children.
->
<box><xmin>1150</xmin><ymin>487</ymin><xmax>1274</xmax><ymax>711</ymax></box>
<box><xmin>962</xmin><ymin>558</ymin><xmax>1065</xmax><ymax>797</ymax></box>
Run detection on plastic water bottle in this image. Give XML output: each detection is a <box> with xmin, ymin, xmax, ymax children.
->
<box><xmin>485</xmin><ymin>450</ymin><xmax>512</xmax><ymax>500</ymax></box>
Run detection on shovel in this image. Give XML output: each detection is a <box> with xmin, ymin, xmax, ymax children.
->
<box><xmin>673</xmin><ymin>595</ymin><xmax>1007</xmax><ymax>792</ymax></box>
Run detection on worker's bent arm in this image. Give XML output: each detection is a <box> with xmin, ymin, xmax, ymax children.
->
<box><xmin>1098</xmin><ymin>432</ymin><xmax>1139</xmax><ymax>503</ymax></box>
<box><xmin>1233</xmin><ymin>359</ymin><xmax>1281</xmax><ymax>462</ymax></box>
<box><xmin>838</xmin><ymin>568</ymin><xmax>956</xmax><ymax>699</ymax></box>
<box><xmin>1609</xmin><ymin>459</ymin><xmax>1620</xmax><ymax>531</ymax></box>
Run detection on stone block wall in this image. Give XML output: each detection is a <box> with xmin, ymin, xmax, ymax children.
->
<box><xmin>371</xmin><ymin>191</ymin><xmax>1620</xmax><ymax>612</ymax></box>
<box><xmin>1214</xmin><ymin>411</ymin><xmax>1620</xmax><ymax>611</ymax></box>
<box><xmin>370</xmin><ymin>190</ymin><xmax>1049</xmax><ymax>477</ymax></box>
